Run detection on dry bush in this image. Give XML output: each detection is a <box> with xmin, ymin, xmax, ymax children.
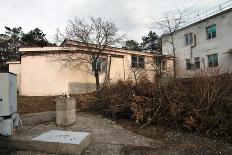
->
<box><xmin>182</xmin><ymin>72</ymin><xmax>232</xmax><ymax>140</ymax></box>
<box><xmin>72</xmin><ymin>93</ymin><xmax>97</xmax><ymax>110</ymax></box>
<box><xmin>84</xmin><ymin>71</ymin><xmax>232</xmax><ymax>142</ymax></box>
<box><xmin>89</xmin><ymin>80</ymin><xmax>134</xmax><ymax>119</ymax></box>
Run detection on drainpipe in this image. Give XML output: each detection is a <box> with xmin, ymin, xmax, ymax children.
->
<box><xmin>190</xmin><ymin>35</ymin><xmax>197</xmax><ymax>70</ymax></box>
<box><xmin>123</xmin><ymin>57</ymin><xmax>125</xmax><ymax>81</ymax></box>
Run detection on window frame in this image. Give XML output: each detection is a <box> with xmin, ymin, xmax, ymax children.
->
<box><xmin>138</xmin><ymin>57</ymin><xmax>145</xmax><ymax>68</ymax></box>
<box><xmin>92</xmin><ymin>57</ymin><xmax>108</xmax><ymax>73</ymax></box>
<box><xmin>206</xmin><ymin>24</ymin><xmax>216</xmax><ymax>39</ymax></box>
<box><xmin>207</xmin><ymin>53</ymin><xmax>218</xmax><ymax>68</ymax></box>
<box><xmin>185</xmin><ymin>59</ymin><xmax>191</xmax><ymax>70</ymax></box>
<box><xmin>184</xmin><ymin>33</ymin><xmax>193</xmax><ymax>45</ymax></box>
<box><xmin>131</xmin><ymin>55</ymin><xmax>145</xmax><ymax>69</ymax></box>
<box><xmin>194</xmin><ymin>57</ymin><xmax>200</xmax><ymax>69</ymax></box>
<box><xmin>161</xmin><ymin>60</ymin><xmax>166</xmax><ymax>70</ymax></box>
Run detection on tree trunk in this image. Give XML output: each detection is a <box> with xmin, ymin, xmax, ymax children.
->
<box><xmin>171</xmin><ymin>35</ymin><xmax>176</xmax><ymax>78</ymax></box>
<box><xmin>95</xmin><ymin>70</ymin><xmax>100</xmax><ymax>91</ymax></box>
<box><xmin>107</xmin><ymin>56</ymin><xmax>112</xmax><ymax>82</ymax></box>
<box><xmin>173</xmin><ymin>52</ymin><xmax>176</xmax><ymax>78</ymax></box>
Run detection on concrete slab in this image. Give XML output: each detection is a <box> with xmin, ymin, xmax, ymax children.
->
<box><xmin>0</xmin><ymin>128</ymin><xmax>91</xmax><ymax>155</ymax></box>
<box><xmin>32</xmin><ymin>130</ymin><xmax>90</xmax><ymax>145</ymax></box>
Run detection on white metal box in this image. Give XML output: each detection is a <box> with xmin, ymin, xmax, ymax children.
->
<box><xmin>0</xmin><ymin>73</ymin><xmax>17</xmax><ymax>116</ymax></box>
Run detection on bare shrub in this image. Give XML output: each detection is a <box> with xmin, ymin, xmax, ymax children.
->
<box><xmin>83</xmin><ymin>70</ymin><xmax>232</xmax><ymax>142</ymax></box>
<box><xmin>182</xmin><ymin>72</ymin><xmax>232</xmax><ymax>138</ymax></box>
<box><xmin>90</xmin><ymin>80</ymin><xmax>134</xmax><ymax>119</ymax></box>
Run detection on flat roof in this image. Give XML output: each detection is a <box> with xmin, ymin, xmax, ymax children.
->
<box><xmin>19</xmin><ymin>46</ymin><xmax>161</xmax><ymax>58</ymax></box>
<box><xmin>20</xmin><ymin>39</ymin><xmax>174</xmax><ymax>59</ymax></box>
<box><xmin>162</xmin><ymin>7</ymin><xmax>232</xmax><ymax>37</ymax></box>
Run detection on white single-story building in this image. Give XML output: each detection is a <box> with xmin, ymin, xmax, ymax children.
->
<box><xmin>8</xmin><ymin>40</ymin><xmax>174</xmax><ymax>96</ymax></box>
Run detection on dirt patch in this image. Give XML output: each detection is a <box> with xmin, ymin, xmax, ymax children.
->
<box><xmin>17</xmin><ymin>94</ymin><xmax>89</xmax><ymax>114</ymax></box>
<box><xmin>18</xmin><ymin>96</ymin><xmax>57</xmax><ymax>114</ymax></box>
<box><xmin>116</xmin><ymin>118</ymin><xmax>232</xmax><ymax>154</ymax></box>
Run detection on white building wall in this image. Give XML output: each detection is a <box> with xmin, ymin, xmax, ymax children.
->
<box><xmin>8</xmin><ymin>62</ymin><xmax>21</xmax><ymax>93</ymax></box>
<box><xmin>162</xmin><ymin>9</ymin><xmax>232</xmax><ymax>77</ymax></box>
<box><xmin>17</xmin><ymin>53</ymin><xmax>157</xmax><ymax>96</ymax></box>
<box><xmin>8</xmin><ymin>45</ymin><xmax>173</xmax><ymax>96</ymax></box>
<box><xmin>20</xmin><ymin>54</ymin><xmax>98</xmax><ymax>96</ymax></box>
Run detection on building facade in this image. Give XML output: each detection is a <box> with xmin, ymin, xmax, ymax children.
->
<box><xmin>162</xmin><ymin>8</ymin><xmax>232</xmax><ymax>77</ymax></box>
<box><xmin>8</xmin><ymin>40</ymin><xmax>173</xmax><ymax>96</ymax></box>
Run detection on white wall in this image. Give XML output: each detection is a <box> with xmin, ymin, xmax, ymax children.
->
<box><xmin>162</xmin><ymin>10</ymin><xmax>232</xmax><ymax>77</ymax></box>
<box><xmin>20</xmin><ymin>54</ymin><xmax>97</xmax><ymax>96</ymax></box>
<box><xmin>17</xmin><ymin>52</ymin><xmax>157</xmax><ymax>96</ymax></box>
<box><xmin>8</xmin><ymin>62</ymin><xmax>21</xmax><ymax>93</ymax></box>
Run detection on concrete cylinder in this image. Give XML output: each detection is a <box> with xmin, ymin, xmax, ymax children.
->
<box><xmin>56</xmin><ymin>97</ymin><xmax>76</xmax><ymax>126</ymax></box>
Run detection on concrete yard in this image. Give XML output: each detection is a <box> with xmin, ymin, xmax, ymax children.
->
<box><xmin>1</xmin><ymin>111</ymin><xmax>232</xmax><ymax>155</ymax></box>
<box><xmin>0</xmin><ymin>112</ymin><xmax>156</xmax><ymax>155</ymax></box>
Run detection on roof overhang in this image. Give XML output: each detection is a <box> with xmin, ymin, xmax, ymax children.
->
<box><xmin>6</xmin><ymin>61</ymin><xmax>21</xmax><ymax>64</ymax></box>
<box><xmin>19</xmin><ymin>46</ymin><xmax>156</xmax><ymax>58</ymax></box>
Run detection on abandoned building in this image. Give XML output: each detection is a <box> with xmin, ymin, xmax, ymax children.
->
<box><xmin>7</xmin><ymin>40</ymin><xmax>173</xmax><ymax>96</ymax></box>
<box><xmin>162</xmin><ymin>7</ymin><xmax>232</xmax><ymax>77</ymax></box>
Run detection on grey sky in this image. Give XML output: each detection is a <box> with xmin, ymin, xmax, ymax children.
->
<box><xmin>0</xmin><ymin>0</ymin><xmax>227</xmax><ymax>43</ymax></box>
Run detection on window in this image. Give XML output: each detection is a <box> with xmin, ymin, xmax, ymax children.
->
<box><xmin>131</xmin><ymin>55</ymin><xmax>145</xmax><ymax>69</ymax></box>
<box><xmin>92</xmin><ymin>57</ymin><xmax>107</xmax><ymax>72</ymax></box>
<box><xmin>194</xmin><ymin>57</ymin><xmax>200</xmax><ymax>69</ymax></box>
<box><xmin>131</xmin><ymin>56</ymin><xmax>138</xmax><ymax>68</ymax></box>
<box><xmin>184</xmin><ymin>33</ymin><xmax>193</xmax><ymax>45</ymax></box>
<box><xmin>186</xmin><ymin>59</ymin><xmax>191</xmax><ymax>70</ymax></box>
<box><xmin>206</xmin><ymin>25</ymin><xmax>216</xmax><ymax>39</ymax></box>
<box><xmin>161</xmin><ymin>60</ymin><xmax>166</xmax><ymax>70</ymax></box>
<box><xmin>138</xmin><ymin>57</ymin><xmax>145</xmax><ymax>68</ymax></box>
<box><xmin>207</xmin><ymin>54</ymin><xmax>218</xmax><ymax>67</ymax></box>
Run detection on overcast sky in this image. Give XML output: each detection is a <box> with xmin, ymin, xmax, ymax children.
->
<box><xmin>0</xmin><ymin>0</ymin><xmax>227</xmax><ymax>43</ymax></box>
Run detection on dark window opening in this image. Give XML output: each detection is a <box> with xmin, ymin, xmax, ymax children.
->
<box><xmin>131</xmin><ymin>56</ymin><xmax>138</xmax><ymax>68</ymax></box>
<box><xmin>186</xmin><ymin>59</ymin><xmax>191</xmax><ymax>70</ymax></box>
<box><xmin>208</xmin><ymin>53</ymin><xmax>218</xmax><ymax>67</ymax></box>
<box><xmin>206</xmin><ymin>25</ymin><xmax>216</xmax><ymax>39</ymax></box>
<box><xmin>184</xmin><ymin>33</ymin><xmax>193</xmax><ymax>45</ymax></box>
<box><xmin>131</xmin><ymin>55</ymin><xmax>145</xmax><ymax>69</ymax></box>
<box><xmin>194</xmin><ymin>57</ymin><xmax>200</xmax><ymax>69</ymax></box>
<box><xmin>162</xmin><ymin>60</ymin><xmax>166</xmax><ymax>70</ymax></box>
<box><xmin>138</xmin><ymin>57</ymin><xmax>145</xmax><ymax>68</ymax></box>
<box><xmin>92</xmin><ymin>57</ymin><xmax>107</xmax><ymax>73</ymax></box>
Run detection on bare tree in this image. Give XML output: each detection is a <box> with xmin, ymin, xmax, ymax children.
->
<box><xmin>57</xmin><ymin>17</ymin><xmax>124</xmax><ymax>90</ymax></box>
<box><xmin>154</xmin><ymin>9</ymin><xmax>186</xmax><ymax>78</ymax></box>
<box><xmin>130</xmin><ymin>67</ymin><xmax>147</xmax><ymax>84</ymax></box>
<box><xmin>126</xmin><ymin>56</ymin><xmax>148</xmax><ymax>84</ymax></box>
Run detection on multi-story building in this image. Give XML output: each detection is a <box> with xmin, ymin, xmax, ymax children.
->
<box><xmin>162</xmin><ymin>7</ymin><xmax>232</xmax><ymax>77</ymax></box>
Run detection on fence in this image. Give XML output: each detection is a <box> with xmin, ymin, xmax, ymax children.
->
<box><xmin>182</xmin><ymin>0</ymin><xmax>232</xmax><ymax>28</ymax></box>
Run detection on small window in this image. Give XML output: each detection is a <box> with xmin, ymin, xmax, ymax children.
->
<box><xmin>92</xmin><ymin>57</ymin><xmax>107</xmax><ymax>72</ymax></box>
<box><xmin>206</xmin><ymin>25</ymin><xmax>216</xmax><ymax>39</ymax></box>
<box><xmin>184</xmin><ymin>33</ymin><xmax>193</xmax><ymax>45</ymax></box>
<box><xmin>161</xmin><ymin>60</ymin><xmax>166</xmax><ymax>70</ymax></box>
<box><xmin>186</xmin><ymin>59</ymin><xmax>191</xmax><ymax>70</ymax></box>
<box><xmin>101</xmin><ymin>58</ymin><xmax>108</xmax><ymax>72</ymax></box>
<box><xmin>131</xmin><ymin>55</ymin><xmax>145</xmax><ymax>69</ymax></box>
<box><xmin>138</xmin><ymin>57</ymin><xmax>145</xmax><ymax>68</ymax></box>
<box><xmin>194</xmin><ymin>57</ymin><xmax>200</xmax><ymax>69</ymax></box>
<box><xmin>207</xmin><ymin>54</ymin><xmax>218</xmax><ymax>67</ymax></box>
<box><xmin>131</xmin><ymin>56</ymin><xmax>138</xmax><ymax>68</ymax></box>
